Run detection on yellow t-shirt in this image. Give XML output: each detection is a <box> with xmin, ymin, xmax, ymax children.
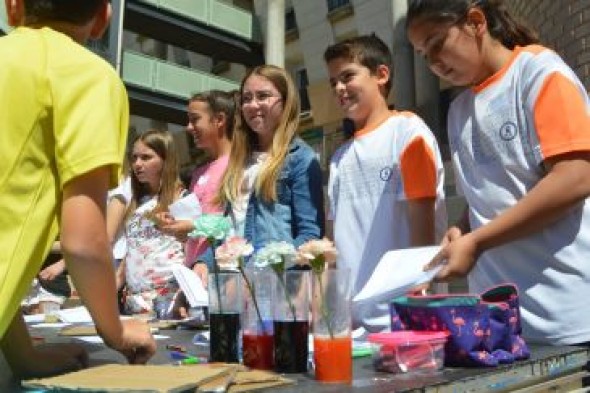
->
<box><xmin>0</xmin><ymin>27</ymin><xmax>129</xmax><ymax>337</ymax></box>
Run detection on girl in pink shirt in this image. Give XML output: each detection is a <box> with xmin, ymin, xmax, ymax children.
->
<box><xmin>160</xmin><ymin>90</ymin><xmax>237</xmax><ymax>287</ymax></box>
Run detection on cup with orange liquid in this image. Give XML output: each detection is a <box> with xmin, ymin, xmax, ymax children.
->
<box><xmin>312</xmin><ymin>268</ymin><xmax>352</xmax><ymax>384</ymax></box>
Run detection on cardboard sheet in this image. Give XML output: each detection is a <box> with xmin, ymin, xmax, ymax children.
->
<box><xmin>22</xmin><ymin>364</ymin><xmax>231</xmax><ymax>393</ymax></box>
<box><xmin>198</xmin><ymin>368</ymin><xmax>294</xmax><ymax>393</ymax></box>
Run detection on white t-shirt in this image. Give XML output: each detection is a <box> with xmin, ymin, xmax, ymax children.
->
<box><xmin>108</xmin><ymin>177</ymin><xmax>132</xmax><ymax>260</ymax></box>
<box><xmin>231</xmin><ymin>152</ymin><xmax>268</xmax><ymax>236</ymax></box>
<box><xmin>329</xmin><ymin>111</ymin><xmax>447</xmax><ymax>332</ymax></box>
<box><xmin>448</xmin><ymin>45</ymin><xmax>590</xmax><ymax>345</ymax></box>
<box><xmin>124</xmin><ymin>195</ymin><xmax>185</xmax><ymax>313</ymax></box>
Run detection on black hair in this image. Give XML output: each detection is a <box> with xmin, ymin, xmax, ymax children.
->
<box><xmin>24</xmin><ymin>0</ymin><xmax>106</xmax><ymax>25</ymax></box>
<box><xmin>324</xmin><ymin>34</ymin><xmax>393</xmax><ymax>97</ymax></box>
<box><xmin>406</xmin><ymin>0</ymin><xmax>538</xmax><ymax>49</ymax></box>
<box><xmin>189</xmin><ymin>89</ymin><xmax>239</xmax><ymax>141</ymax></box>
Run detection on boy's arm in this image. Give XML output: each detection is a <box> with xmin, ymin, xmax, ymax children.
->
<box><xmin>61</xmin><ymin>166</ymin><xmax>155</xmax><ymax>363</ymax></box>
<box><xmin>1</xmin><ymin>313</ymin><xmax>88</xmax><ymax>379</ymax></box>
<box><xmin>399</xmin><ymin>135</ymin><xmax>439</xmax><ymax>247</ymax></box>
<box><xmin>407</xmin><ymin>198</ymin><xmax>436</xmax><ymax>246</ymax></box>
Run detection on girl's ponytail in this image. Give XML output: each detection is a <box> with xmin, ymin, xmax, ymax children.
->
<box><xmin>479</xmin><ymin>0</ymin><xmax>538</xmax><ymax>49</ymax></box>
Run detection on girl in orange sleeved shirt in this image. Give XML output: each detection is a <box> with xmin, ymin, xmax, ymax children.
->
<box><xmin>407</xmin><ymin>0</ymin><xmax>590</xmax><ymax>345</ymax></box>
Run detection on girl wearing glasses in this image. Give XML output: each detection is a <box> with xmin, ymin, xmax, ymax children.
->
<box><xmin>217</xmin><ymin>65</ymin><xmax>325</xmax><ymax>250</ymax></box>
<box><xmin>407</xmin><ymin>0</ymin><xmax>590</xmax><ymax>345</ymax></box>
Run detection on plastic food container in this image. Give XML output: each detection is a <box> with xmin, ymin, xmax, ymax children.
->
<box><xmin>367</xmin><ymin>331</ymin><xmax>448</xmax><ymax>373</ymax></box>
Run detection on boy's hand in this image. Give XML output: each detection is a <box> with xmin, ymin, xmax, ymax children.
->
<box><xmin>109</xmin><ymin>319</ymin><xmax>156</xmax><ymax>364</ymax></box>
<box><xmin>13</xmin><ymin>343</ymin><xmax>88</xmax><ymax>380</ymax></box>
<box><xmin>38</xmin><ymin>258</ymin><xmax>66</xmax><ymax>281</ymax></box>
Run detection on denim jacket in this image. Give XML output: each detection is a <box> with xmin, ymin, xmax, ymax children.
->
<box><xmin>197</xmin><ymin>138</ymin><xmax>325</xmax><ymax>268</ymax></box>
<box><xmin>243</xmin><ymin>137</ymin><xmax>325</xmax><ymax>251</ymax></box>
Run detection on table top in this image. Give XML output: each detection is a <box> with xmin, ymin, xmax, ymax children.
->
<box><xmin>2</xmin><ymin>325</ymin><xmax>589</xmax><ymax>393</ymax></box>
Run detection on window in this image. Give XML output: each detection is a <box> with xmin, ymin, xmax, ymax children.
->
<box><xmin>295</xmin><ymin>68</ymin><xmax>310</xmax><ymax>112</ymax></box>
<box><xmin>285</xmin><ymin>8</ymin><xmax>297</xmax><ymax>33</ymax></box>
<box><xmin>327</xmin><ymin>0</ymin><xmax>350</xmax><ymax>12</ymax></box>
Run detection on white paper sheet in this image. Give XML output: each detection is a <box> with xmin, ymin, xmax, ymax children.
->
<box><xmin>353</xmin><ymin>246</ymin><xmax>443</xmax><ymax>303</ymax></box>
<box><xmin>168</xmin><ymin>193</ymin><xmax>202</xmax><ymax>221</ymax></box>
<box><xmin>75</xmin><ymin>334</ymin><xmax>169</xmax><ymax>344</ymax></box>
<box><xmin>57</xmin><ymin>306</ymin><xmax>93</xmax><ymax>324</ymax></box>
<box><xmin>24</xmin><ymin>314</ymin><xmax>46</xmax><ymax>324</ymax></box>
<box><xmin>172</xmin><ymin>265</ymin><xmax>208</xmax><ymax>308</ymax></box>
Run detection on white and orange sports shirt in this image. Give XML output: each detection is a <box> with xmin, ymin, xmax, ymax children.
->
<box><xmin>329</xmin><ymin>111</ymin><xmax>447</xmax><ymax>332</ymax></box>
<box><xmin>448</xmin><ymin>45</ymin><xmax>590</xmax><ymax>345</ymax></box>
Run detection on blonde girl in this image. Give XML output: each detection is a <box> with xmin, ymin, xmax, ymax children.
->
<box><xmin>218</xmin><ymin>65</ymin><xmax>325</xmax><ymax>250</ymax></box>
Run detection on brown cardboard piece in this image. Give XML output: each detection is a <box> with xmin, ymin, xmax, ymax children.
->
<box><xmin>198</xmin><ymin>368</ymin><xmax>295</xmax><ymax>393</ymax></box>
<box><xmin>22</xmin><ymin>364</ymin><xmax>231</xmax><ymax>393</ymax></box>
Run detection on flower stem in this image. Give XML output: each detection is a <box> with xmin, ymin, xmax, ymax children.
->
<box><xmin>277</xmin><ymin>273</ymin><xmax>297</xmax><ymax>322</ymax></box>
<box><xmin>239</xmin><ymin>267</ymin><xmax>266</xmax><ymax>335</ymax></box>
<box><xmin>316</xmin><ymin>274</ymin><xmax>334</xmax><ymax>339</ymax></box>
<box><xmin>209</xmin><ymin>238</ymin><xmax>224</xmax><ymax>315</ymax></box>
<box><xmin>213</xmin><ymin>265</ymin><xmax>224</xmax><ymax>315</ymax></box>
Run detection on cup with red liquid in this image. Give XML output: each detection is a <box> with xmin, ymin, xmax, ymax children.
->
<box><xmin>241</xmin><ymin>268</ymin><xmax>274</xmax><ymax>370</ymax></box>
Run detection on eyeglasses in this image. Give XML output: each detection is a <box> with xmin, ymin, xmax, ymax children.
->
<box><xmin>241</xmin><ymin>90</ymin><xmax>281</xmax><ymax>106</ymax></box>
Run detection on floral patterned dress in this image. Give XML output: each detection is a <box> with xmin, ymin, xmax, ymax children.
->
<box><xmin>124</xmin><ymin>195</ymin><xmax>185</xmax><ymax>314</ymax></box>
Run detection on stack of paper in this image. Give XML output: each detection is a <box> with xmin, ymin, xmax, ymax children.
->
<box><xmin>168</xmin><ymin>193</ymin><xmax>202</xmax><ymax>220</ymax></box>
<box><xmin>172</xmin><ymin>265</ymin><xmax>208</xmax><ymax>308</ymax></box>
<box><xmin>353</xmin><ymin>246</ymin><xmax>442</xmax><ymax>303</ymax></box>
<box><xmin>56</xmin><ymin>306</ymin><xmax>93</xmax><ymax>324</ymax></box>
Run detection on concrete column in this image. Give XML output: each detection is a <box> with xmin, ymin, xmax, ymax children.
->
<box><xmin>414</xmin><ymin>54</ymin><xmax>441</xmax><ymax>136</ymax></box>
<box><xmin>391</xmin><ymin>0</ymin><xmax>415</xmax><ymax>110</ymax></box>
<box><xmin>265</xmin><ymin>0</ymin><xmax>285</xmax><ymax>67</ymax></box>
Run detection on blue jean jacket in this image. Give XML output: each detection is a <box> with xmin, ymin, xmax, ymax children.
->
<box><xmin>197</xmin><ymin>138</ymin><xmax>325</xmax><ymax>269</ymax></box>
<box><xmin>243</xmin><ymin>138</ymin><xmax>325</xmax><ymax>251</ymax></box>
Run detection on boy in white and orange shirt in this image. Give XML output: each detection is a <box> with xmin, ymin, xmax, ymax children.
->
<box><xmin>324</xmin><ymin>35</ymin><xmax>447</xmax><ymax>333</ymax></box>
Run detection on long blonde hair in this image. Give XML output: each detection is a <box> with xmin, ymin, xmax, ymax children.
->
<box><xmin>218</xmin><ymin>65</ymin><xmax>300</xmax><ymax>204</ymax></box>
<box><xmin>128</xmin><ymin>129</ymin><xmax>183</xmax><ymax>216</ymax></box>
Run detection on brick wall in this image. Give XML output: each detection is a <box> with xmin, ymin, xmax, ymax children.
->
<box><xmin>508</xmin><ymin>0</ymin><xmax>590</xmax><ymax>90</ymax></box>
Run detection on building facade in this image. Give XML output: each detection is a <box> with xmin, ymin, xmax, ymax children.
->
<box><xmin>508</xmin><ymin>0</ymin><xmax>590</xmax><ymax>91</ymax></box>
<box><xmin>0</xmin><ymin>0</ymin><xmax>263</xmax><ymax>169</ymax></box>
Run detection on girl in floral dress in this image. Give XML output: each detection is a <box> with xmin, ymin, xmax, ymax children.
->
<box><xmin>119</xmin><ymin>129</ymin><xmax>186</xmax><ymax>316</ymax></box>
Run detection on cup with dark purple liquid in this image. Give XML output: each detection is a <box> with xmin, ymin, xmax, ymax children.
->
<box><xmin>272</xmin><ymin>270</ymin><xmax>310</xmax><ymax>373</ymax></box>
<box><xmin>208</xmin><ymin>271</ymin><xmax>242</xmax><ymax>362</ymax></box>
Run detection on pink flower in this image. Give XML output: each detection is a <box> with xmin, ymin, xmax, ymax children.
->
<box><xmin>298</xmin><ymin>238</ymin><xmax>338</xmax><ymax>338</ymax></box>
<box><xmin>215</xmin><ymin>236</ymin><xmax>254</xmax><ymax>271</ymax></box>
<box><xmin>297</xmin><ymin>238</ymin><xmax>338</xmax><ymax>273</ymax></box>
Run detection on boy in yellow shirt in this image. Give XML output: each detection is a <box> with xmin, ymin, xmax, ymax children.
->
<box><xmin>0</xmin><ymin>0</ymin><xmax>155</xmax><ymax>379</ymax></box>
